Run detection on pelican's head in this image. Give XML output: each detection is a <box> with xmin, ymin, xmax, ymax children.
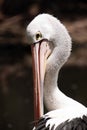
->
<box><xmin>27</xmin><ymin>14</ymin><xmax>71</xmax><ymax>69</ymax></box>
<box><xmin>26</xmin><ymin>14</ymin><xmax>72</xmax><ymax>120</ymax></box>
<box><xmin>27</xmin><ymin>14</ymin><xmax>54</xmax><ymax>44</ymax></box>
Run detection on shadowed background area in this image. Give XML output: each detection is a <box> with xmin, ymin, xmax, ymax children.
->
<box><xmin>0</xmin><ymin>0</ymin><xmax>87</xmax><ymax>130</ymax></box>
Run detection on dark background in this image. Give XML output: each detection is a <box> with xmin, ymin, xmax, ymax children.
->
<box><xmin>0</xmin><ymin>0</ymin><xmax>87</xmax><ymax>130</ymax></box>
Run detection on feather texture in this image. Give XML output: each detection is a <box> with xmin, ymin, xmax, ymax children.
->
<box><xmin>35</xmin><ymin>115</ymin><xmax>87</xmax><ymax>130</ymax></box>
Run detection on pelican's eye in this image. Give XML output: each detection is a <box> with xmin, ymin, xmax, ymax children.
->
<box><xmin>35</xmin><ymin>31</ymin><xmax>42</xmax><ymax>41</ymax></box>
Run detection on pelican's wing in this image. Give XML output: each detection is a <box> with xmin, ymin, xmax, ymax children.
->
<box><xmin>56</xmin><ymin>115</ymin><xmax>87</xmax><ymax>130</ymax></box>
<box><xmin>35</xmin><ymin>115</ymin><xmax>87</xmax><ymax>130</ymax></box>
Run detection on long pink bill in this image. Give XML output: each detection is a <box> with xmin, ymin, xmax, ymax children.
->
<box><xmin>31</xmin><ymin>40</ymin><xmax>51</xmax><ymax>124</ymax></box>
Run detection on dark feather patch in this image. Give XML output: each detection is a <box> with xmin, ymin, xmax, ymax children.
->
<box><xmin>34</xmin><ymin>115</ymin><xmax>87</xmax><ymax>130</ymax></box>
<box><xmin>35</xmin><ymin>117</ymin><xmax>51</xmax><ymax>130</ymax></box>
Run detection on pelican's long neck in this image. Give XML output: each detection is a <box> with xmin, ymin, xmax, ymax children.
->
<box><xmin>44</xmin><ymin>65</ymin><xmax>85</xmax><ymax>111</ymax></box>
<box><xmin>44</xmin><ymin>69</ymin><xmax>66</xmax><ymax>110</ymax></box>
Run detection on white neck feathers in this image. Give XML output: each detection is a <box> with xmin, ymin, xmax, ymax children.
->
<box><xmin>44</xmin><ymin>65</ymin><xmax>85</xmax><ymax>111</ymax></box>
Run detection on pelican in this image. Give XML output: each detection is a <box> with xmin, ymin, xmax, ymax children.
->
<box><xmin>26</xmin><ymin>14</ymin><xmax>87</xmax><ymax>130</ymax></box>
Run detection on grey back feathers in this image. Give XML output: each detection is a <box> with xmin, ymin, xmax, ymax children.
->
<box><xmin>35</xmin><ymin>116</ymin><xmax>87</xmax><ymax>130</ymax></box>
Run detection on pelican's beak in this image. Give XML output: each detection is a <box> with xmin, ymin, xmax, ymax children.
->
<box><xmin>31</xmin><ymin>40</ymin><xmax>51</xmax><ymax>121</ymax></box>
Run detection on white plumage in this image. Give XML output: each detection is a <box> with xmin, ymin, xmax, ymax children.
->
<box><xmin>27</xmin><ymin>14</ymin><xmax>87</xmax><ymax>130</ymax></box>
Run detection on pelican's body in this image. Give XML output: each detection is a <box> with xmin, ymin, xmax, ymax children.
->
<box><xmin>27</xmin><ymin>14</ymin><xmax>87</xmax><ymax>130</ymax></box>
